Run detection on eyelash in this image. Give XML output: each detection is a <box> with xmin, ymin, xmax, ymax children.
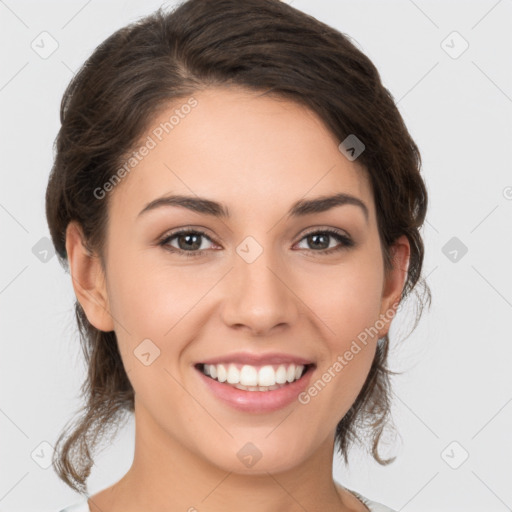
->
<box><xmin>158</xmin><ymin>227</ymin><xmax>354</xmax><ymax>258</ymax></box>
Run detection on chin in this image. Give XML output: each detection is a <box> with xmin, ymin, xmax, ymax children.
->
<box><xmin>196</xmin><ymin>435</ymin><xmax>312</xmax><ymax>476</ymax></box>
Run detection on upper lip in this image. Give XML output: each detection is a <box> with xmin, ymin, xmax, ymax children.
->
<box><xmin>197</xmin><ymin>352</ymin><xmax>315</xmax><ymax>366</ymax></box>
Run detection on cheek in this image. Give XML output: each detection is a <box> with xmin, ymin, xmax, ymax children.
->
<box><xmin>105</xmin><ymin>245</ymin><xmax>199</xmax><ymax>331</ymax></box>
<box><xmin>298</xmin><ymin>250</ymin><xmax>384</xmax><ymax>407</ymax></box>
<box><xmin>104</xmin><ymin>249</ymin><xmax>220</xmax><ymax>372</ymax></box>
<box><xmin>303</xmin><ymin>252</ymin><xmax>384</xmax><ymax>345</ymax></box>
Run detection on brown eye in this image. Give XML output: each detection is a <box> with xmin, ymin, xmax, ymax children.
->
<box><xmin>295</xmin><ymin>229</ymin><xmax>354</xmax><ymax>254</ymax></box>
<box><xmin>159</xmin><ymin>229</ymin><xmax>214</xmax><ymax>257</ymax></box>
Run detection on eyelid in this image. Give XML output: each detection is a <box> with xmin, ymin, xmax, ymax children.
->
<box><xmin>299</xmin><ymin>226</ymin><xmax>350</xmax><ymax>239</ymax></box>
<box><xmin>159</xmin><ymin>225</ymin><xmax>217</xmax><ymax>242</ymax></box>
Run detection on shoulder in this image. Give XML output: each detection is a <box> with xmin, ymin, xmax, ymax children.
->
<box><xmin>58</xmin><ymin>499</ymin><xmax>90</xmax><ymax>512</ymax></box>
<box><xmin>348</xmin><ymin>488</ymin><xmax>398</xmax><ymax>512</ymax></box>
<box><xmin>337</xmin><ymin>481</ymin><xmax>397</xmax><ymax>512</ymax></box>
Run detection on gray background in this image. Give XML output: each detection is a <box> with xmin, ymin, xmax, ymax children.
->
<box><xmin>1</xmin><ymin>0</ymin><xmax>511</xmax><ymax>510</ymax></box>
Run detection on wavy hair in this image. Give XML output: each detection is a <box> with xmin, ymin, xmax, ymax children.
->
<box><xmin>46</xmin><ymin>0</ymin><xmax>431</xmax><ymax>493</ymax></box>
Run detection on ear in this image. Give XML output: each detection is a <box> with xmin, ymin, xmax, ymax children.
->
<box><xmin>377</xmin><ymin>234</ymin><xmax>410</xmax><ymax>338</ymax></box>
<box><xmin>65</xmin><ymin>221</ymin><xmax>114</xmax><ymax>332</ymax></box>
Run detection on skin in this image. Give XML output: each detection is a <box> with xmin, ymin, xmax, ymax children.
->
<box><xmin>66</xmin><ymin>86</ymin><xmax>409</xmax><ymax>512</ymax></box>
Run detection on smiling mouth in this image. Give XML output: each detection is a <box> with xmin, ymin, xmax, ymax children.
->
<box><xmin>195</xmin><ymin>362</ymin><xmax>315</xmax><ymax>392</ymax></box>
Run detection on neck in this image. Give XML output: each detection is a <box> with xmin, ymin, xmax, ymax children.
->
<box><xmin>88</xmin><ymin>399</ymin><xmax>356</xmax><ymax>512</ymax></box>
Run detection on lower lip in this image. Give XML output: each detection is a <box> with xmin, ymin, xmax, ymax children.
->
<box><xmin>196</xmin><ymin>365</ymin><xmax>315</xmax><ymax>413</ymax></box>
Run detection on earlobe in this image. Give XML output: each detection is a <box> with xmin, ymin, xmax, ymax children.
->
<box><xmin>65</xmin><ymin>221</ymin><xmax>114</xmax><ymax>332</ymax></box>
<box><xmin>378</xmin><ymin>235</ymin><xmax>411</xmax><ymax>336</ymax></box>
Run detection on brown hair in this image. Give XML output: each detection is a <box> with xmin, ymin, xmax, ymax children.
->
<box><xmin>46</xmin><ymin>0</ymin><xmax>430</xmax><ymax>494</ymax></box>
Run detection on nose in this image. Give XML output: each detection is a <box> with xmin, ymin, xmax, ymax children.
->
<box><xmin>220</xmin><ymin>245</ymin><xmax>300</xmax><ymax>336</ymax></box>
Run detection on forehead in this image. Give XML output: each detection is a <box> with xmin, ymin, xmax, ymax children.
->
<box><xmin>109</xmin><ymin>86</ymin><xmax>374</xmax><ymax>222</ymax></box>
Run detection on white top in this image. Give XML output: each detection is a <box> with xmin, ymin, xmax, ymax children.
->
<box><xmin>59</xmin><ymin>489</ymin><xmax>396</xmax><ymax>512</ymax></box>
<box><xmin>350</xmin><ymin>489</ymin><xmax>397</xmax><ymax>512</ymax></box>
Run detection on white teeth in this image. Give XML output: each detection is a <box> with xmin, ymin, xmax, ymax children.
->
<box><xmin>227</xmin><ymin>364</ymin><xmax>240</xmax><ymax>384</ymax></box>
<box><xmin>201</xmin><ymin>362</ymin><xmax>307</xmax><ymax>388</ymax></box>
<box><xmin>240</xmin><ymin>365</ymin><xmax>258</xmax><ymax>386</ymax></box>
<box><xmin>233</xmin><ymin>383</ymin><xmax>281</xmax><ymax>392</ymax></box>
<box><xmin>275</xmin><ymin>365</ymin><xmax>287</xmax><ymax>384</ymax></box>
<box><xmin>217</xmin><ymin>364</ymin><xmax>227</xmax><ymax>382</ymax></box>
<box><xmin>258</xmin><ymin>365</ymin><xmax>276</xmax><ymax>387</ymax></box>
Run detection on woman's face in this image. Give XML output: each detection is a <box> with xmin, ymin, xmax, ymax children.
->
<box><xmin>72</xmin><ymin>86</ymin><xmax>408</xmax><ymax>475</ymax></box>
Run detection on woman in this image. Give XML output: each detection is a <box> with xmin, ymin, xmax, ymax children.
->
<box><xmin>47</xmin><ymin>1</ymin><xmax>430</xmax><ymax>511</ymax></box>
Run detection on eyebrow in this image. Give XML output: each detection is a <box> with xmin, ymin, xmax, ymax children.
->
<box><xmin>138</xmin><ymin>192</ymin><xmax>369</xmax><ymax>222</ymax></box>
